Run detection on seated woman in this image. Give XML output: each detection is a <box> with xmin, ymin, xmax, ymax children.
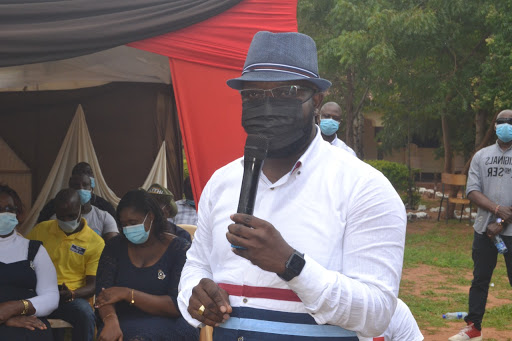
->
<box><xmin>95</xmin><ymin>189</ymin><xmax>199</xmax><ymax>341</ymax></box>
<box><xmin>0</xmin><ymin>185</ymin><xmax>59</xmax><ymax>340</ymax></box>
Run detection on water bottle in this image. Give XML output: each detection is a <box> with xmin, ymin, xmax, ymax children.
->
<box><xmin>442</xmin><ymin>312</ymin><xmax>468</xmax><ymax>320</ymax></box>
<box><xmin>493</xmin><ymin>235</ymin><xmax>508</xmax><ymax>254</ymax></box>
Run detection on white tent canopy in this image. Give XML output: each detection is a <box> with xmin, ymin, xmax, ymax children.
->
<box><xmin>0</xmin><ymin>45</ymin><xmax>171</xmax><ymax>92</ymax></box>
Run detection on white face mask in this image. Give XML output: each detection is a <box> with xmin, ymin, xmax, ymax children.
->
<box><xmin>57</xmin><ymin>206</ymin><xmax>81</xmax><ymax>233</ymax></box>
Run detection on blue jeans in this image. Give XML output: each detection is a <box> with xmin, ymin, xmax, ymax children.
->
<box><xmin>465</xmin><ymin>231</ymin><xmax>512</xmax><ymax>330</ymax></box>
<box><xmin>49</xmin><ymin>298</ymin><xmax>95</xmax><ymax>341</ymax></box>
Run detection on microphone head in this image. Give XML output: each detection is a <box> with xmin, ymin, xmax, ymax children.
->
<box><xmin>244</xmin><ymin>135</ymin><xmax>269</xmax><ymax>160</ymax></box>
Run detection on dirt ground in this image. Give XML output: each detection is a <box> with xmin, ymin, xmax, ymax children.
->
<box><xmin>402</xmin><ymin>264</ymin><xmax>512</xmax><ymax>340</ymax></box>
<box><xmin>404</xmin><ymin>217</ymin><xmax>512</xmax><ymax>341</ymax></box>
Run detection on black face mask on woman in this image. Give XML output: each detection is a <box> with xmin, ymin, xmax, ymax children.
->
<box><xmin>242</xmin><ymin>97</ymin><xmax>314</xmax><ymax>158</ymax></box>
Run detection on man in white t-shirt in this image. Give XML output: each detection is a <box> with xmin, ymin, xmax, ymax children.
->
<box><xmin>358</xmin><ymin>299</ymin><xmax>423</xmax><ymax>341</ymax></box>
<box><xmin>67</xmin><ymin>173</ymin><xmax>118</xmax><ymax>240</ymax></box>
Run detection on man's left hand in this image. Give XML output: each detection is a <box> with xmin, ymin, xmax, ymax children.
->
<box><xmin>486</xmin><ymin>222</ymin><xmax>503</xmax><ymax>239</ymax></box>
<box><xmin>226</xmin><ymin>213</ymin><xmax>294</xmax><ymax>275</ymax></box>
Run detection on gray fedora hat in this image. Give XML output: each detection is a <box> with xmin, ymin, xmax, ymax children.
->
<box><xmin>227</xmin><ymin>31</ymin><xmax>331</xmax><ymax>91</ymax></box>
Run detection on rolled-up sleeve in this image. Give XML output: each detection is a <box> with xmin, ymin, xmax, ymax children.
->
<box><xmin>287</xmin><ymin>172</ymin><xmax>406</xmax><ymax>337</ymax></box>
<box><xmin>29</xmin><ymin>245</ymin><xmax>59</xmax><ymax>317</ymax></box>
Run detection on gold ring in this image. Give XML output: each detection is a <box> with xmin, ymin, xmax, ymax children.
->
<box><xmin>198</xmin><ymin>305</ymin><xmax>205</xmax><ymax>316</ymax></box>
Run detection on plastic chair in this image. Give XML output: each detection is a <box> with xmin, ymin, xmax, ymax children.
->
<box><xmin>177</xmin><ymin>224</ymin><xmax>197</xmax><ymax>240</ymax></box>
<box><xmin>437</xmin><ymin>173</ymin><xmax>472</xmax><ymax>222</ymax></box>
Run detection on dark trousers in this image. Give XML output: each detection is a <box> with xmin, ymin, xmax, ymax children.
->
<box><xmin>465</xmin><ymin>231</ymin><xmax>512</xmax><ymax>330</ymax></box>
<box><xmin>49</xmin><ymin>298</ymin><xmax>95</xmax><ymax>341</ymax></box>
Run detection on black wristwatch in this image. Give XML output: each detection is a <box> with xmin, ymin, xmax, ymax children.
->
<box><xmin>278</xmin><ymin>249</ymin><xmax>306</xmax><ymax>281</ymax></box>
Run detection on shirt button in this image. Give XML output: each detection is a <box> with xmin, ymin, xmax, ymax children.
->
<box><xmin>243</xmin><ymin>298</ymin><xmax>248</xmax><ymax>303</ymax></box>
<box><xmin>270</xmin><ymin>187</ymin><xmax>275</xmax><ymax>190</ymax></box>
<box><xmin>238</xmin><ymin>337</ymin><xmax>244</xmax><ymax>341</ymax></box>
<box><xmin>297</xmin><ymin>171</ymin><xmax>301</xmax><ymax>175</ymax></box>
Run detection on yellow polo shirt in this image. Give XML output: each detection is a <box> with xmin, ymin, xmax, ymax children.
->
<box><xmin>27</xmin><ymin>218</ymin><xmax>105</xmax><ymax>291</ymax></box>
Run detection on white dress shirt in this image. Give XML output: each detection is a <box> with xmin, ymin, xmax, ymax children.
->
<box><xmin>0</xmin><ymin>231</ymin><xmax>59</xmax><ymax>317</ymax></box>
<box><xmin>358</xmin><ymin>299</ymin><xmax>424</xmax><ymax>341</ymax></box>
<box><xmin>178</xmin><ymin>128</ymin><xmax>406</xmax><ymax>338</ymax></box>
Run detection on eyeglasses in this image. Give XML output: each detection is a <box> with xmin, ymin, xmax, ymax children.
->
<box><xmin>0</xmin><ymin>205</ymin><xmax>17</xmax><ymax>214</ymax></box>
<box><xmin>496</xmin><ymin>118</ymin><xmax>512</xmax><ymax>125</ymax></box>
<box><xmin>240</xmin><ymin>85</ymin><xmax>316</xmax><ymax>103</ymax></box>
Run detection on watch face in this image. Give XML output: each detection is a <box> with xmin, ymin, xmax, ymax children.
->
<box><xmin>497</xmin><ymin>218</ymin><xmax>503</xmax><ymax>224</ymax></box>
<box><xmin>289</xmin><ymin>252</ymin><xmax>306</xmax><ymax>273</ymax></box>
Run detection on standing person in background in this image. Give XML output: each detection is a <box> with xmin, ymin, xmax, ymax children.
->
<box><xmin>0</xmin><ymin>185</ymin><xmax>59</xmax><ymax>340</ymax></box>
<box><xmin>174</xmin><ymin>177</ymin><xmax>198</xmax><ymax>226</ymax></box>
<box><xmin>37</xmin><ymin>162</ymin><xmax>117</xmax><ymax>224</ymax></box>
<box><xmin>178</xmin><ymin>31</ymin><xmax>406</xmax><ymax>340</ymax></box>
<box><xmin>28</xmin><ymin>189</ymin><xmax>104</xmax><ymax>341</ymax></box>
<box><xmin>316</xmin><ymin>102</ymin><xmax>357</xmax><ymax>157</ymax></box>
<box><xmin>449</xmin><ymin>109</ymin><xmax>512</xmax><ymax>341</ymax></box>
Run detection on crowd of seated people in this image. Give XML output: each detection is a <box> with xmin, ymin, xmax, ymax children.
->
<box><xmin>1</xmin><ymin>162</ymin><xmax>198</xmax><ymax>341</ymax></box>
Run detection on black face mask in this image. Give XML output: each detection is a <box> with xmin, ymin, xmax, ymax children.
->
<box><xmin>242</xmin><ymin>97</ymin><xmax>314</xmax><ymax>158</ymax></box>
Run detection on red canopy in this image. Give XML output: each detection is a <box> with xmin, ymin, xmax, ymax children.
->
<box><xmin>130</xmin><ymin>0</ymin><xmax>297</xmax><ymax>201</ymax></box>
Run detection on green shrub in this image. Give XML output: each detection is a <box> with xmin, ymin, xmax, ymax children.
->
<box><xmin>365</xmin><ymin>160</ymin><xmax>410</xmax><ymax>191</ymax></box>
<box><xmin>365</xmin><ymin>160</ymin><xmax>421</xmax><ymax>209</ymax></box>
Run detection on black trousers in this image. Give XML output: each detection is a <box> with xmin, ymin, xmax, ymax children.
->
<box><xmin>465</xmin><ymin>231</ymin><xmax>512</xmax><ymax>330</ymax></box>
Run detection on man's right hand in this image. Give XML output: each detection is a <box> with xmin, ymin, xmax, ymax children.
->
<box><xmin>188</xmin><ymin>278</ymin><xmax>232</xmax><ymax>327</ymax></box>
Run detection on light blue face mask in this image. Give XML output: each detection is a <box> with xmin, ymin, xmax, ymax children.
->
<box><xmin>90</xmin><ymin>177</ymin><xmax>96</xmax><ymax>189</ymax></box>
<box><xmin>496</xmin><ymin>123</ymin><xmax>512</xmax><ymax>143</ymax></box>
<box><xmin>123</xmin><ymin>213</ymin><xmax>152</xmax><ymax>245</ymax></box>
<box><xmin>57</xmin><ymin>206</ymin><xmax>81</xmax><ymax>233</ymax></box>
<box><xmin>77</xmin><ymin>189</ymin><xmax>92</xmax><ymax>205</ymax></box>
<box><xmin>0</xmin><ymin>213</ymin><xmax>18</xmax><ymax>236</ymax></box>
<box><xmin>319</xmin><ymin>119</ymin><xmax>340</xmax><ymax>136</ymax></box>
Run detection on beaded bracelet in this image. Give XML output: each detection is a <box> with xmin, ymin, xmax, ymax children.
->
<box><xmin>495</xmin><ymin>204</ymin><xmax>500</xmax><ymax>216</ymax></box>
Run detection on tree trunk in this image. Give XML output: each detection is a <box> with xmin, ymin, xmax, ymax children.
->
<box><xmin>474</xmin><ymin>109</ymin><xmax>487</xmax><ymax>148</ymax></box>
<box><xmin>345</xmin><ymin>69</ymin><xmax>355</xmax><ymax>149</ymax></box>
<box><xmin>441</xmin><ymin>101</ymin><xmax>457</xmax><ymax>219</ymax></box>
<box><xmin>354</xmin><ymin>110</ymin><xmax>364</xmax><ymax>158</ymax></box>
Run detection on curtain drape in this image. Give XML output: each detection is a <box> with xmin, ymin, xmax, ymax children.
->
<box><xmin>0</xmin><ymin>0</ymin><xmax>242</xmax><ymax>67</ymax></box>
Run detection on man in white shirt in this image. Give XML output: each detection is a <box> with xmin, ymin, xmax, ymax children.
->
<box><xmin>316</xmin><ymin>101</ymin><xmax>357</xmax><ymax>157</ymax></box>
<box><xmin>178</xmin><ymin>31</ymin><xmax>406</xmax><ymax>341</ymax></box>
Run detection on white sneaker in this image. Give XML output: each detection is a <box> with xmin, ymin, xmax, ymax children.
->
<box><xmin>448</xmin><ymin>322</ymin><xmax>482</xmax><ymax>341</ymax></box>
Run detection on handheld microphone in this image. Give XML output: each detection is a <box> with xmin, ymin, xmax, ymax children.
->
<box><xmin>232</xmin><ymin>135</ymin><xmax>269</xmax><ymax>248</ymax></box>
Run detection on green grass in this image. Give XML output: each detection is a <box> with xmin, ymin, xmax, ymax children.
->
<box><xmin>401</xmin><ymin>217</ymin><xmax>512</xmax><ymax>335</ymax></box>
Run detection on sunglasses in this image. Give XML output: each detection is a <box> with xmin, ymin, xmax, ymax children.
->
<box><xmin>240</xmin><ymin>85</ymin><xmax>316</xmax><ymax>103</ymax></box>
<box><xmin>496</xmin><ymin>118</ymin><xmax>512</xmax><ymax>125</ymax></box>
